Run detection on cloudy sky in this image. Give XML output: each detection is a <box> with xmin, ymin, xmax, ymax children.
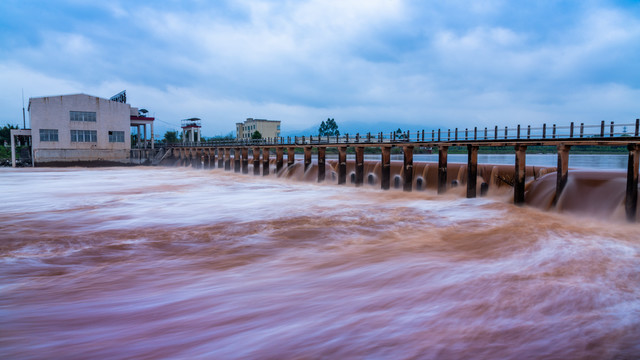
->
<box><xmin>1</xmin><ymin>0</ymin><xmax>639</xmax><ymax>137</ymax></box>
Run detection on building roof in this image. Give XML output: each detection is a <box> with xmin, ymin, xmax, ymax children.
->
<box><xmin>28</xmin><ymin>93</ymin><xmax>130</xmax><ymax>111</ymax></box>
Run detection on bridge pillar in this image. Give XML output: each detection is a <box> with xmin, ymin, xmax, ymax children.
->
<box><xmin>554</xmin><ymin>144</ymin><xmax>571</xmax><ymax>206</ymax></box>
<box><xmin>467</xmin><ymin>145</ymin><xmax>478</xmax><ymax>198</ymax></box>
<box><xmin>355</xmin><ymin>146</ymin><xmax>364</xmax><ymax>187</ymax></box>
<box><xmin>626</xmin><ymin>144</ymin><xmax>639</xmax><ymax>222</ymax></box>
<box><xmin>242</xmin><ymin>148</ymin><xmax>249</xmax><ymax>174</ymax></box>
<box><xmin>202</xmin><ymin>149</ymin><xmax>208</xmax><ymax>169</ymax></box>
<box><xmin>381</xmin><ymin>147</ymin><xmax>391</xmax><ymax>190</ymax></box>
<box><xmin>317</xmin><ymin>147</ymin><xmax>326</xmax><ymax>182</ymax></box>
<box><xmin>514</xmin><ymin>144</ymin><xmax>527</xmax><ymax>205</ymax></box>
<box><xmin>276</xmin><ymin>147</ymin><xmax>284</xmax><ymax>173</ymax></box>
<box><xmin>220</xmin><ymin>149</ymin><xmax>226</xmax><ymax>169</ymax></box>
<box><xmin>287</xmin><ymin>147</ymin><xmax>295</xmax><ymax>168</ymax></box>
<box><xmin>211</xmin><ymin>148</ymin><xmax>216</xmax><ymax>169</ymax></box>
<box><xmin>304</xmin><ymin>147</ymin><xmax>312</xmax><ymax>171</ymax></box>
<box><xmin>403</xmin><ymin>146</ymin><xmax>414</xmax><ymax>192</ymax></box>
<box><xmin>338</xmin><ymin>146</ymin><xmax>347</xmax><ymax>185</ymax></box>
<box><xmin>262</xmin><ymin>148</ymin><xmax>270</xmax><ymax>176</ymax></box>
<box><xmin>234</xmin><ymin>148</ymin><xmax>241</xmax><ymax>173</ymax></box>
<box><xmin>224</xmin><ymin>148</ymin><xmax>231</xmax><ymax>171</ymax></box>
<box><xmin>253</xmin><ymin>147</ymin><xmax>261</xmax><ymax>175</ymax></box>
<box><xmin>438</xmin><ymin>146</ymin><xmax>448</xmax><ymax>194</ymax></box>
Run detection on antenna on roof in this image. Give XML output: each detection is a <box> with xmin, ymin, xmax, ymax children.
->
<box><xmin>22</xmin><ymin>88</ymin><xmax>26</xmax><ymax>129</ymax></box>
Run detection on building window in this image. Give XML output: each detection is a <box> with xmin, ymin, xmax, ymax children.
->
<box><xmin>71</xmin><ymin>130</ymin><xmax>97</xmax><ymax>142</ymax></box>
<box><xmin>70</xmin><ymin>111</ymin><xmax>96</xmax><ymax>122</ymax></box>
<box><xmin>277</xmin><ymin>125</ymin><xmax>281</xmax><ymax>130</ymax></box>
<box><xmin>108</xmin><ymin>130</ymin><xmax>125</xmax><ymax>143</ymax></box>
<box><xmin>39</xmin><ymin>129</ymin><xmax>58</xmax><ymax>142</ymax></box>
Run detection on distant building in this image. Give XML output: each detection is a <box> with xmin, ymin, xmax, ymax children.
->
<box><xmin>23</xmin><ymin>92</ymin><xmax>155</xmax><ymax>166</ymax></box>
<box><xmin>236</xmin><ymin>118</ymin><xmax>281</xmax><ymax>140</ymax></box>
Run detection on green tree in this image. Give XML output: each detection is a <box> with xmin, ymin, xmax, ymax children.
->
<box><xmin>318</xmin><ymin>120</ymin><xmax>326</xmax><ymax>136</ymax></box>
<box><xmin>0</xmin><ymin>124</ymin><xmax>19</xmax><ymax>144</ymax></box>
<box><xmin>164</xmin><ymin>130</ymin><xmax>179</xmax><ymax>143</ymax></box>
<box><xmin>209</xmin><ymin>132</ymin><xmax>234</xmax><ymax>141</ymax></box>
<box><xmin>319</xmin><ymin>118</ymin><xmax>340</xmax><ymax>136</ymax></box>
<box><xmin>251</xmin><ymin>130</ymin><xmax>262</xmax><ymax>139</ymax></box>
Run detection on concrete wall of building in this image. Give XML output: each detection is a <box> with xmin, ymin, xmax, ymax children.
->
<box><xmin>33</xmin><ymin>149</ymin><xmax>131</xmax><ymax>162</ymax></box>
<box><xmin>29</xmin><ymin>94</ymin><xmax>132</xmax><ymax>163</ymax></box>
<box><xmin>236</xmin><ymin>123</ymin><xmax>244</xmax><ymax>140</ymax></box>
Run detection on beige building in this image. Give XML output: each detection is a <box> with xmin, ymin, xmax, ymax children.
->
<box><xmin>236</xmin><ymin>118</ymin><xmax>281</xmax><ymax>140</ymax></box>
<box><xmin>23</xmin><ymin>93</ymin><xmax>154</xmax><ymax>165</ymax></box>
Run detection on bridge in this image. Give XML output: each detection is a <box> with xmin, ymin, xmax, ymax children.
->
<box><xmin>161</xmin><ymin>120</ymin><xmax>640</xmax><ymax>222</ymax></box>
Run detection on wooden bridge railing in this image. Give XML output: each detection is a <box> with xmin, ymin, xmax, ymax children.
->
<box><xmin>169</xmin><ymin>119</ymin><xmax>640</xmax><ymax>148</ymax></box>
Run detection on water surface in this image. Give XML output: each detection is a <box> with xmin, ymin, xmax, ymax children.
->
<box><xmin>1</xmin><ymin>167</ymin><xmax>638</xmax><ymax>359</ymax></box>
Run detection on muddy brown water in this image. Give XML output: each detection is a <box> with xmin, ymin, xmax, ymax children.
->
<box><xmin>1</xmin><ymin>166</ymin><xmax>639</xmax><ymax>359</ymax></box>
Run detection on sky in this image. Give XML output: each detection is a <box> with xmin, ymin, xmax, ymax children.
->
<box><xmin>1</xmin><ymin>0</ymin><xmax>639</xmax><ymax>138</ymax></box>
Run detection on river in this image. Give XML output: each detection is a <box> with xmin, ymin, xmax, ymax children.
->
<box><xmin>1</xmin><ymin>166</ymin><xmax>639</xmax><ymax>359</ymax></box>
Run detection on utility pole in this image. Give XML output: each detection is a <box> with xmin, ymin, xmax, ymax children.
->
<box><xmin>22</xmin><ymin>89</ymin><xmax>26</xmax><ymax>129</ymax></box>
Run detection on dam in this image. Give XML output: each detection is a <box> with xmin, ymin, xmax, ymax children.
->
<box><xmin>158</xmin><ymin>120</ymin><xmax>640</xmax><ymax>221</ymax></box>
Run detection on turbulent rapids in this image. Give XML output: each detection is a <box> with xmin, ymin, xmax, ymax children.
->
<box><xmin>1</xmin><ymin>166</ymin><xmax>639</xmax><ymax>359</ymax></box>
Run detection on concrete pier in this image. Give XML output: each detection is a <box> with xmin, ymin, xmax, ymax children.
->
<box><xmin>338</xmin><ymin>146</ymin><xmax>347</xmax><ymax>185</ymax></box>
<box><xmin>355</xmin><ymin>147</ymin><xmax>364</xmax><ymax>187</ymax></box>
<box><xmin>287</xmin><ymin>147</ymin><xmax>295</xmax><ymax>168</ymax></box>
<box><xmin>626</xmin><ymin>144</ymin><xmax>639</xmax><ymax>221</ymax></box>
<box><xmin>242</xmin><ymin>148</ymin><xmax>249</xmax><ymax>174</ymax></box>
<box><xmin>234</xmin><ymin>148</ymin><xmax>241</xmax><ymax>173</ymax></box>
<box><xmin>304</xmin><ymin>147</ymin><xmax>312</xmax><ymax>172</ymax></box>
<box><xmin>403</xmin><ymin>146</ymin><xmax>413</xmax><ymax>192</ymax></box>
<box><xmin>262</xmin><ymin>148</ymin><xmax>270</xmax><ymax>176</ymax></box>
<box><xmin>317</xmin><ymin>147</ymin><xmax>326</xmax><ymax>183</ymax></box>
<box><xmin>381</xmin><ymin>147</ymin><xmax>391</xmax><ymax>190</ymax></box>
<box><xmin>514</xmin><ymin>145</ymin><xmax>527</xmax><ymax>205</ymax></box>
<box><xmin>467</xmin><ymin>145</ymin><xmax>478</xmax><ymax>198</ymax></box>
<box><xmin>224</xmin><ymin>148</ymin><xmax>231</xmax><ymax>171</ymax></box>
<box><xmin>276</xmin><ymin>147</ymin><xmax>284</xmax><ymax>173</ymax></box>
<box><xmin>438</xmin><ymin>146</ymin><xmax>448</xmax><ymax>194</ymax></box>
<box><xmin>554</xmin><ymin>144</ymin><xmax>571</xmax><ymax>206</ymax></box>
<box><xmin>253</xmin><ymin>148</ymin><xmax>260</xmax><ymax>175</ymax></box>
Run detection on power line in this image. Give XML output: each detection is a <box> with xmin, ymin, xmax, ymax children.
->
<box><xmin>155</xmin><ymin>118</ymin><xmax>179</xmax><ymax>128</ymax></box>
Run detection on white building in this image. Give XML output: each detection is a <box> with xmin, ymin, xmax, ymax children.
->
<box><xmin>20</xmin><ymin>93</ymin><xmax>155</xmax><ymax>166</ymax></box>
<box><xmin>236</xmin><ymin>118</ymin><xmax>281</xmax><ymax>140</ymax></box>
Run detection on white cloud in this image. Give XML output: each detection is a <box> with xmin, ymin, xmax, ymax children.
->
<box><xmin>1</xmin><ymin>0</ymin><xmax>639</xmax><ymax>136</ymax></box>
